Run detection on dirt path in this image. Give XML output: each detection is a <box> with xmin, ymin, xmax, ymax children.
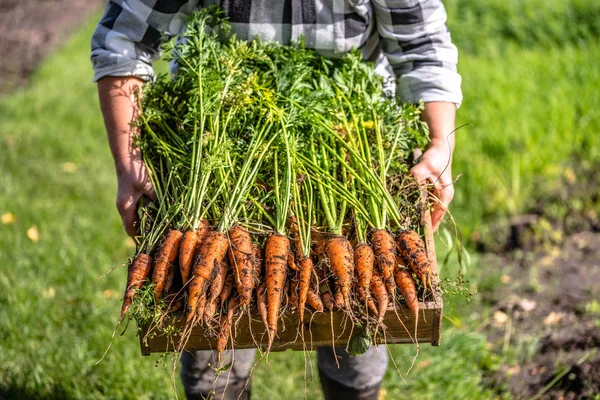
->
<box><xmin>0</xmin><ymin>0</ymin><xmax>104</xmax><ymax>93</ymax></box>
<box><xmin>482</xmin><ymin>231</ymin><xmax>600</xmax><ymax>399</ymax></box>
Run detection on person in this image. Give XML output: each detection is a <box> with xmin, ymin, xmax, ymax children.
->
<box><xmin>92</xmin><ymin>1</ymin><xmax>461</xmax><ymax>399</ymax></box>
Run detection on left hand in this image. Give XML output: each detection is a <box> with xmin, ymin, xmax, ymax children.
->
<box><xmin>411</xmin><ymin>139</ymin><xmax>454</xmax><ymax>231</ymax></box>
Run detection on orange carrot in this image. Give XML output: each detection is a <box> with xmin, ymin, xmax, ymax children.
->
<box><xmin>394</xmin><ymin>266</ymin><xmax>419</xmax><ymax>317</ymax></box>
<box><xmin>195</xmin><ymin>294</ymin><xmax>207</xmax><ymax>322</ymax></box>
<box><xmin>326</xmin><ymin>236</ymin><xmax>354</xmax><ymax>307</ymax></box>
<box><xmin>396</xmin><ymin>229</ymin><xmax>434</xmax><ymax>290</ymax></box>
<box><xmin>290</xmin><ymin>274</ymin><xmax>299</xmax><ymax>309</ymax></box>
<box><xmin>321</xmin><ymin>290</ymin><xmax>335</xmax><ymax>312</ymax></box>
<box><xmin>216</xmin><ymin>297</ymin><xmax>239</xmax><ymax>362</ymax></box>
<box><xmin>334</xmin><ymin>288</ymin><xmax>345</xmax><ymax>310</ymax></box>
<box><xmin>251</xmin><ymin>242</ymin><xmax>263</xmax><ymax>282</ymax></box>
<box><xmin>354</xmin><ymin>243</ymin><xmax>374</xmax><ymax>300</ymax></box>
<box><xmin>264</xmin><ymin>233</ymin><xmax>290</xmax><ymax>341</ymax></box>
<box><xmin>187</xmin><ymin>231</ymin><xmax>229</xmax><ymax>323</ymax></box>
<box><xmin>370</xmin><ymin>230</ymin><xmax>397</xmax><ymax>296</ymax></box>
<box><xmin>204</xmin><ymin>260</ymin><xmax>228</xmax><ymax>323</ymax></box>
<box><xmin>370</xmin><ymin>273</ymin><xmax>389</xmax><ymax>324</ymax></box>
<box><xmin>219</xmin><ymin>274</ymin><xmax>234</xmax><ymax>309</ymax></box>
<box><xmin>152</xmin><ymin>229</ymin><xmax>183</xmax><ymax>301</ymax></box>
<box><xmin>306</xmin><ymin>289</ymin><xmax>324</xmax><ymax>313</ymax></box>
<box><xmin>162</xmin><ymin>264</ymin><xmax>178</xmax><ymax>295</ymax></box>
<box><xmin>120</xmin><ymin>253</ymin><xmax>152</xmax><ymax>320</ymax></box>
<box><xmin>297</xmin><ymin>257</ymin><xmax>313</xmax><ymax>321</ymax></box>
<box><xmin>227</xmin><ymin>226</ymin><xmax>255</xmax><ymax>306</ymax></box>
<box><xmin>179</xmin><ymin>221</ymin><xmax>210</xmax><ymax>285</ymax></box>
<box><xmin>179</xmin><ymin>230</ymin><xmax>198</xmax><ymax>285</ymax></box>
<box><xmin>257</xmin><ymin>282</ymin><xmax>269</xmax><ymax>329</ymax></box>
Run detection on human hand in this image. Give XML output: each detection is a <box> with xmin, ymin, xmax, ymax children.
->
<box><xmin>115</xmin><ymin>155</ymin><xmax>156</xmax><ymax>237</ymax></box>
<box><xmin>411</xmin><ymin>139</ymin><xmax>454</xmax><ymax>231</ymax></box>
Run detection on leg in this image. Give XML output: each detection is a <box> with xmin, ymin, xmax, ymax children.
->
<box><xmin>317</xmin><ymin>345</ymin><xmax>388</xmax><ymax>400</ymax></box>
<box><xmin>180</xmin><ymin>348</ymin><xmax>257</xmax><ymax>400</ymax></box>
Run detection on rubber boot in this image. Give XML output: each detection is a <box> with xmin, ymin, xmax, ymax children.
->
<box><xmin>185</xmin><ymin>378</ymin><xmax>250</xmax><ymax>400</ymax></box>
<box><xmin>318</xmin><ymin>367</ymin><xmax>381</xmax><ymax>400</ymax></box>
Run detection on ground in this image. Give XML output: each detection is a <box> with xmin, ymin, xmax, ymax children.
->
<box><xmin>1</xmin><ymin>1</ymin><xmax>599</xmax><ymax>399</ymax></box>
<box><xmin>481</xmin><ymin>231</ymin><xmax>600</xmax><ymax>399</ymax></box>
<box><xmin>0</xmin><ymin>0</ymin><xmax>104</xmax><ymax>92</ymax></box>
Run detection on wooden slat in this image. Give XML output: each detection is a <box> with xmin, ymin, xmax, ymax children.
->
<box><xmin>139</xmin><ymin>192</ymin><xmax>443</xmax><ymax>355</ymax></box>
<box><xmin>140</xmin><ymin>302</ymin><xmax>437</xmax><ymax>355</ymax></box>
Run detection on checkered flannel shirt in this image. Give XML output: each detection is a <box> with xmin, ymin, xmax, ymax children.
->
<box><xmin>91</xmin><ymin>0</ymin><xmax>462</xmax><ymax>105</ymax></box>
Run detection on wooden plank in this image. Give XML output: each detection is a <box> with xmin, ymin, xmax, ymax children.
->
<box><xmin>140</xmin><ymin>302</ymin><xmax>437</xmax><ymax>355</ymax></box>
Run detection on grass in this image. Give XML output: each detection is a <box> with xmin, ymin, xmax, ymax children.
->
<box><xmin>1</xmin><ymin>2</ymin><xmax>599</xmax><ymax>399</ymax></box>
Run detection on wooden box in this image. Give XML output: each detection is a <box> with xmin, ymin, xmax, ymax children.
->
<box><xmin>139</xmin><ymin>203</ymin><xmax>442</xmax><ymax>355</ymax></box>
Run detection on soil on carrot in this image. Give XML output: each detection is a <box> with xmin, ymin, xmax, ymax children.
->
<box><xmin>0</xmin><ymin>0</ymin><xmax>104</xmax><ymax>93</ymax></box>
<box><xmin>480</xmin><ymin>231</ymin><xmax>600</xmax><ymax>399</ymax></box>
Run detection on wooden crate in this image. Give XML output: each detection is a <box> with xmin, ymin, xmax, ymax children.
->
<box><xmin>139</xmin><ymin>200</ymin><xmax>442</xmax><ymax>355</ymax></box>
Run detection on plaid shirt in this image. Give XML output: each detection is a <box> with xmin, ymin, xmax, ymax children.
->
<box><xmin>91</xmin><ymin>0</ymin><xmax>462</xmax><ymax>105</ymax></box>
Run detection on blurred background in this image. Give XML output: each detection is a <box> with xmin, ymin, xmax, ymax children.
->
<box><xmin>1</xmin><ymin>0</ymin><xmax>599</xmax><ymax>398</ymax></box>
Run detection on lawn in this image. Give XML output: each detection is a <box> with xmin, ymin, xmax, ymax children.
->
<box><xmin>1</xmin><ymin>2</ymin><xmax>598</xmax><ymax>399</ymax></box>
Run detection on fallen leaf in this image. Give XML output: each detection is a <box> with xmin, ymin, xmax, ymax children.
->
<box><xmin>416</xmin><ymin>359</ymin><xmax>431</xmax><ymax>369</ymax></box>
<box><xmin>1</xmin><ymin>212</ymin><xmax>15</xmax><ymax>225</ymax></box>
<box><xmin>501</xmin><ymin>274</ymin><xmax>511</xmax><ymax>284</ymax></box>
<box><xmin>493</xmin><ymin>310</ymin><xmax>509</xmax><ymax>325</ymax></box>
<box><xmin>378</xmin><ymin>388</ymin><xmax>387</xmax><ymax>400</ymax></box>
<box><xmin>563</xmin><ymin>167</ymin><xmax>576</xmax><ymax>184</ymax></box>
<box><xmin>61</xmin><ymin>162</ymin><xmax>77</xmax><ymax>173</ymax></box>
<box><xmin>544</xmin><ymin>311</ymin><xmax>565</xmax><ymax>325</ymax></box>
<box><xmin>43</xmin><ymin>287</ymin><xmax>55</xmax><ymax>298</ymax></box>
<box><xmin>27</xmin><ymin>225</ymin><xmax>40</xmax><ymax>242</ymax></box>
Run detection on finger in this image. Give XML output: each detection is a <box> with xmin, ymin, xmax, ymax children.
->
<box><xmin>142</xmin><ymin>180</ymin><xmax>157</xmax><ymax>201</ymax></box>
<box><xmin>431</xmin><ymin>181</ymin><xmax>454</xmax><ymax>231</ymax></box>
<box><xmin>410</xmin><ymin>163</ymin><xmax>430</xmax><ymax>185</ymax></box>
<box><xmin>117</xmin><ymin>192</ymin><xmax>142</xmax><ymax>238</ymax></box>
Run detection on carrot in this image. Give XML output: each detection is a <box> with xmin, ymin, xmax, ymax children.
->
<box><xmin>203</xmin><ymin>260</ymin><xmax>228</xmax><ymax>323</ymax></box>
<box><xmin>264</xmin><ymin>233</ymin><xmax>290</xmax><ymax>340</ymax></box>
<box><xmin>354</xmin><ymin>243</ymin><xmax>374</xmax><ymax>301</ymax></box>
<box><xmin>162</xmin><ymin>264</ymin><xmax>177</xmax><ymax>295</ymax></box>
<box><xmin>151</xmin><ymin>229</ymin><xmax>183</xmax><ymax>301</ymax></box>
<box><xmin>251</xmin><ymin>242</ymin><xmax>263</xmax><ymax>282</ymax></box>
<box><xmin>326</xmin><ymin>236</ymin><xmax>354</xmax><ymax>308</ymax></box>
<box><xmin>394</xmin><ymin>266</ymin><xmax>419</xmax><ymax>317</ymax></box>
<box><xmin>227</xmin><ymin>226</ymin><xmax>254</xmax><ymax>306</ymax></box>
<box><xmin>257</xmin><ymin>282</ymin><xmax>269</xmax><ymax>329</ymax></box>
<box><xmin>297</xmin><ymin>257</ymin><xmax>313</xmax><ymax>321</ymax></box>
<box><xmin>321</xmin><ymin>290</ymin><xmax>335</xmax><ymax>312</ymax></box>
<box><xmin>179</xmin><ymin>221</ymin><xmax>210</xmax><ymax>286</ymax></box>
<box><xmin>396</xmin><ymin>229</ymin><xmax>434</xmax><ymax>290</ymax></box>
<box><xmin>187</xmin><ymin>231</ymin><xmax>229</xmax><ymax>323</ymax></box>
<box><xmin>370</xmin><ymin>273</ymin><xmax>389</xmax><ymax>324</ymax></box>
<box><xmin>219</xmin><ymin>274</ymin><xmax>234</xmax><ymax>309</ymax></box>
<box><xmin>306</xmin><ymin>289</ymin><xmax>324</xmax><ymax>313</ymax></box>
<box><xmin>179</xmin><ymin>230</ymin><xmax>198</xmax><ymax>285</ymax></box>
<box><xmin>334</xmin><ymin>288</ymin><xmax>345</xmax><ymax>310</ymax></box>
<box><xmin>370</xmin><ymin>229</ymin><xmax>397</xmax><ymax>296</ymax></box>
<box><xmin>120</xmin><ymin>253</ymin><xmax>152</xmax><ymax>321</ymax></box>
<box><xmin>216</xmin><ymin>297</ymin><xmax>240</xmax><ymax>363</ymax></box>
<box><xmin>290</xmin><ymin>274</ymin><xmax>299</xmax><ymax>309</ymax></box>
<box><xmin>195</xmin><ymin>294</ymin><xmax>208</xmax><ymax>322</ymax></box>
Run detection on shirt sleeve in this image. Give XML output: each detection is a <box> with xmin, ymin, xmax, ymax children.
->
<box><xmin>372</xmin><ymin>0</ymin><xmax>463</xmax><ymax>106</ymax></box>
<box><xmin>91</xmin><ymin>0</ymin><xmax>197</xmax><ymax>82</ymax></box>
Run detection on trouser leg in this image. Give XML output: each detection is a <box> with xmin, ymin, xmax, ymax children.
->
<box><xmin>180</xmin><ymin>348</ymin><xmax>257</xmax><ymax>400</ymax></box>
<box><xmin>317</xmin><ymin>345</ymin><xmax>388</xmax><ymax>400</ymax></box>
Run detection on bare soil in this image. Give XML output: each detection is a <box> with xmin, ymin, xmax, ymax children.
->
<box><xmin>0</xmin><ymin>0</ymin><xmax>104</xmax><ymax>93</ymax></box>
<box><xmin>482</xmin><ymin>231</ymin><xmax>600</xmax><ymax>399</ymax></box>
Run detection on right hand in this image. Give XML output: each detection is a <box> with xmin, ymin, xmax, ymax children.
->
<box><xmin>115</xmin><ymin>155</ymin><xmax>156</xmax><ymax>237</ymax></box>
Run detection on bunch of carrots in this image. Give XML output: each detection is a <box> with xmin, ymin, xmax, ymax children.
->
<box><xmin>119</xmin><ymin>9</ymin><xmax>436</xmax><ymax>358</ymax></box>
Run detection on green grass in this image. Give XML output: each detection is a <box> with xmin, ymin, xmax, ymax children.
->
<box><xmin>1</xmin><ymin>3</ymin><xmax>599</xmax><ymax>399</ymax></box>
